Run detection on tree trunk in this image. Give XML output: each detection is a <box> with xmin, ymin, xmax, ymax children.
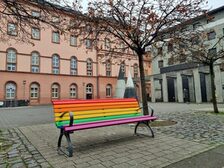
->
<box><xmin>138</xmin><ymin>53</ymin><xmax>149</xmax><ymax>115</ymax></box>
<box><xmin>209</xmin><ymin>63</ymin><xmax>219</xmax><ymax>113</ymax></box>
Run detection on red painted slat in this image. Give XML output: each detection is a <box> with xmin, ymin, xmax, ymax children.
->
<box><xmin>52</xmin><ymin>98</ymin><xmax>137</xmax><ymax>105</ymax></box>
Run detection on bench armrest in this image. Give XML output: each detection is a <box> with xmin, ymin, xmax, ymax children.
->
<box><xmin>59</xmin><ymin>111</ymin><xmax>74</xmax><ymax>126</ymax></box>
<box><xmin>148</xmin><ymin>105</ymin><xmax>154</xmax><ymax>117</ymax></box>
<box><xmin>69</xmin><ymin>112</ymin><xmax>74</xmax><ymax>126</ymax></box>
<box><xmin>139</xmin><ymin>105</ymin><xmax>154</xmax><ymax>117</ymax></box>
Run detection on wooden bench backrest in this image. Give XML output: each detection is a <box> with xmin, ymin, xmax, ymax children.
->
<box><xmin>52</xmin><ymin>98</ymin><xmax>141</xmax><ymax>128</ymax></box>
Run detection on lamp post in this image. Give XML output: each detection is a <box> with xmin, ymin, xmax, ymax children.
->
<box><xmin>23</xmin><ymin>80</ymin><xmax>26</xmax><ymax>100</ymax></box>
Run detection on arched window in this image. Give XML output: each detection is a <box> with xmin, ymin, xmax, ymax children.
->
<box><xmin>106</xmin><ymin>61</ymin><xmax>111</xmax><ymax>77</ymax></box>
<box><xmin>70</xmin><ymin>84</ymin><xmax>77</xmax><ymax>98</ymax></box>
<box><xmin>133</xmin><ymin>63</ymin><xmax>138</xmax><ymax>78</ymax></box>
<box><xmin>71</xmin><ymin>56</ymin><xmax>77</xmax><ymax>75</ymax></box>
<box><xmin>31</xmin><ymin>52</ymin><xmax>40</xmax><ymax>73</ymax></box>
<box><xmin>86</xmin><ymin>58</ymin><xmax>93</xmax><ymax>76</ymax></box>
<box><xmin>86</xmin><ymin>84</ymin><xmax>93</xmax><ymax>94</ymax></box>
<box><xmin>30</xmin><ymin>83</ymin><xmax>40</xmax><ymax>99</ymax></box>
<box><xmin>105</xmin><ymin>38</ymin><xmax>111</xmax><ymax>50</ymax></box>
<box><xmin>106</xmin><ymin>84</ymin><xmax>112</xmax><ymax>97</ymax></box>
<box><xmin>52</xmin><ymin>54</ymin><xmax>60</xmax><ymax>74</ymax></box>
<box><xmin>51</xmin><ymin>83</ymin><xmax>60</xmax><ymax>98</ymax></box>
<box><xmin>6</xmin><ymin>49</ymin><xmax>17</xmax><ymax>71</ymax></box>
<box><xmin>5</xmin><ymin>82</ymin><xmax>16</xmax><ymax>99</ymax></box>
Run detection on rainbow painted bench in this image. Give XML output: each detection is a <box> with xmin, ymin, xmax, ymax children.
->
<box><xmin>52</xmin><ymin>98</ymin><xmax>157</xmax><ymax>157</ymax></box>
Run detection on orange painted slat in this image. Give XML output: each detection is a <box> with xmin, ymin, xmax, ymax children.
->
<box><xmin>53</xmin><ymin>101</ymin><xmax>138</xmax><ymax>110</ymax></box>
<box><xmin>54</xmin><ymin>104</ymin><xmax>139</xmax><ymax>113</ymax></box>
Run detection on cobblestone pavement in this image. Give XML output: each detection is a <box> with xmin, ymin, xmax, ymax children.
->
<box><xmin>155</xmin><ymin>110</ymin><xmax>224</xmax><ymax>145</ymax></box>
<box><xmin>0</xmin><ymin>128</ymin><xmax>51</xmax><ymax>168</ymax></box>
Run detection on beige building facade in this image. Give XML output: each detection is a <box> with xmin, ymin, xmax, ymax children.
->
<box><xmin>0</xmin><ymin>4</ymin><xmax>152</xmax><ymax>106</ymax></box>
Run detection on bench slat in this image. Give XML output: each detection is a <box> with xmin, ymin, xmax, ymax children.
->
<box><xmin>53</xmin><ymin>102</ymin><xmax>139</xmax><ymax>113</ymax></box>
<box><xmin>55</xmin><ymin>110</ymin><xmax>140</xmax><ymax>121</ymax></box>
<box><xmin>55</xmin><ymin>113</ymin><xmax>142</xmax><ymax>128</ymax></box>
<box><xmin>52</xmin><ymin>98</ymin><xmax>137</xmax><ymax>105</ymax></box>
<box><xmin>64</xmin><ymin>115</ymin><xmax>157</xmax><ymax>131</ymax></box>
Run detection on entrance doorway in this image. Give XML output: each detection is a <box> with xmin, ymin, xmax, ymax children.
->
<box><xmin>167</xmin><ymin>78</ymin><xmax>176</xmax><ymax>102</ymax></box>
<box><xmin>86</xmin><ymin>84</ymin><xmax>93</xmax><ymax>99</ymax></box>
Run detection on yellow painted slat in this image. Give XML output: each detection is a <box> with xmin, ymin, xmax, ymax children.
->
<box><xmin>55</xmin><ymin>111</ymin><xmax>140</xmax><ymax>122</ymax></box>
<box><xmin>54</xmin><ymin>108</ymin><xmax>140</xmax><ymax>117</ymax></box>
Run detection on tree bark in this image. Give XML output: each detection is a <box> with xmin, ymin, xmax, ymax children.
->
<box><xmin>209</xmin><ymin>63</ymin><xmax>219</xmax><ymax>113</ymax></box>
<box><xmin>138</xmin><ymin>53</ymin><xmax>149</xmax><ymax>115</ymax></box>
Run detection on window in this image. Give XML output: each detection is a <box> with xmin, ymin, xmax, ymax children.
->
<box><xmin>52</xmin><ymin>16</ymin><xmax>60</xmax><ymax>24</ymax></box>
<box><xmin>121</xmin><ymin>62</ymin><xmax>126</xmax><ymax>75</ymax></box>
<box><xmin>7</xmin><ymin>49</ymin><xmax>16</xmax><ymax>71</ymax></box>
<box><xmin>52</xmin><ymin>31</ymin><xmax>60</xmax><ymax>43</ymax></box>
<box><xmin>168</xmin><ymin>43</ymin><xmax>173</xmax><ymax>52</ymax></box>
<box><xmin>120</xmin><ymin>42</ymin><xmax>126</xmax><ymax>52</ymax></box>
<box><xmin>207</xmin><ymin>16</ymin><xmax>215</xmax><ymax>23</ymax></box>
<box><xmin>106</xmin><ymin>61</ymin><xmax>111</xmax><ymax>76</ymax></box>
<box><xmin>85</xmin><ymin>39</ymin><xmax>92</xmax><ymax>48</ymax></box>
<box><xmin>168</xmin><ymin>56</ymin><xmax>174</xmax><ymax>65</ymax></box>
<box><xmin>207</xmin><ymin>31</ymin><xmax>216</xmax><ymax>40</ymax></box>
<box><xmin>31</xmin><ymin>27</ymin><xmax>40</xmax><ymax>40</ymax></box>
<box><xmin>193</xmin><ymin>22</ymin><xmax>201</xmax><ymax>30</ymax></box>
<box><xmin>86</xmin><ymin>84</ymin><xmax>93</xmax><ymax>94</ymax></box>
<box><xmin>30</xmin><ymin>83</ymin><xmax>39</xmax><ymax>99</ymax></box>
<box><xmin>51</xmin><ymin>83</ymin><xmax>60</xmax><ymax>98</ymax></box>
<box><xmin>71</xmin><ymin>56</ymin><xmax>77</xmax><ymax>75</ymax></box>
<box><xmin>158</xmin><ymin>60</ymin><xmax>164</xmax><ymax>68</ymax></box>
<box><xmin>70</xmin><ymin>35</ymin><xmax>77</xmax><ymax>46</ymax></box>
<box><xmin>208</xmin><ymin>48</ymin><xmax>217</xmax><ymax>57</ymax></box>
<box><xmin>52</xmin><ymin>54</ymin><xmax>60</xmax><ymax>74</ymax></box>
<box><xmin>133</xmin><ymin>64</ymin><xmax>138</xmax><ymax>78</ymax></box>
<box><xmin>105</xmin><ymin>38</ymin><xmax>111</xmax><ymax>50</ymax></box>
<box><xmin>5</xmin><ymin>82</ymin><xmax>16</xmax><ymax>99</ymax></box>
<box><xmin>106</xmin><ymin>84</ymin><xmax>112</xmax><ymax>97</ymax></box>
<box><xmin>158</xmin><ymin>47</ymin><xmax>163</xmax><ymax>55</ymax></box>
<box><xmin>70</xmin><ymin>84</ymin><xmax>77</xmax><ymax>98</ymax></box>
<box><xmin>31</xmin><ymin>11</ymin><xmax>40</xmax><ymax>18</ymax></box>
<box><xmin>31</xmin><ymin>52</ymin><xmax>40</xmax><ymax>73</ymax></box>
<box><xmin>87</xmin><ymin>58</ymin><xmax>93</xmax><ymax>76</ymax></box>
<box><xmin>86</xmin><ymin>25</ymin><xmax>92</xmax><ymax>33</ymax></box>
<box><xmin>191</xmin><ymin>36</ymin><xmax>200</xmax><ymax>45</ymax></box>
<box><xmin>7</xmin><ymin>23</ymin><xmax>17</xmax><ymax>36</ymax></box>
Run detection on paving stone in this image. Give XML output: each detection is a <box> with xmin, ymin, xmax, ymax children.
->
<box><xmin>111</xmin><ymin>157</ymin><xmax>130</xmax><ymax>164</ymax></box>
<box><xmin>101</xmin><ymin>160</ymin><xmax>116</xmax><ymax>167</ymax></box>
<box><xmin>11</xmin><ymin>163</ymin><xmax>26</xmax><ymax>168</ymax></box>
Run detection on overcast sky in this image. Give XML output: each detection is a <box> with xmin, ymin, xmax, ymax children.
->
<box><xmin>208</xmin><ymin>0</ymin><xmax>223</xmax><ymax>9</ymax></box>
<box><xmin>80</xmin><ymin>0</ymin><xmax>223</xmax><ymax>10</ymax></box>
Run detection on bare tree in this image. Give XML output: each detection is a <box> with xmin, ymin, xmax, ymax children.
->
<box><xmin>84</xmin><ymin>0</ymin><xmax>206</xmax><ymax>115</ymax></box>
<box><xmin>166</xmin><ymin>24</ymin><xmax>224</xmax><ymax>113</ymax></box>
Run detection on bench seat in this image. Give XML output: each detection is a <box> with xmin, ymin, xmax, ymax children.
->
<box><xmin>64</xmin><ymin>115</ymin><xmax>157</xmax><ymax>131</ymax></box>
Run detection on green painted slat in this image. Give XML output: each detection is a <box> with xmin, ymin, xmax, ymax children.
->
<box><xmin>56</xmin><ymin>113</ymin><xmax>142</xmax><ymax>128</ymax></box>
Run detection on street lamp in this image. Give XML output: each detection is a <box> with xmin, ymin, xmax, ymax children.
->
<box><xmin>23</xmin><ymin>80</ymin><xmax>26</xmax><ymax>100</ymax></box>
